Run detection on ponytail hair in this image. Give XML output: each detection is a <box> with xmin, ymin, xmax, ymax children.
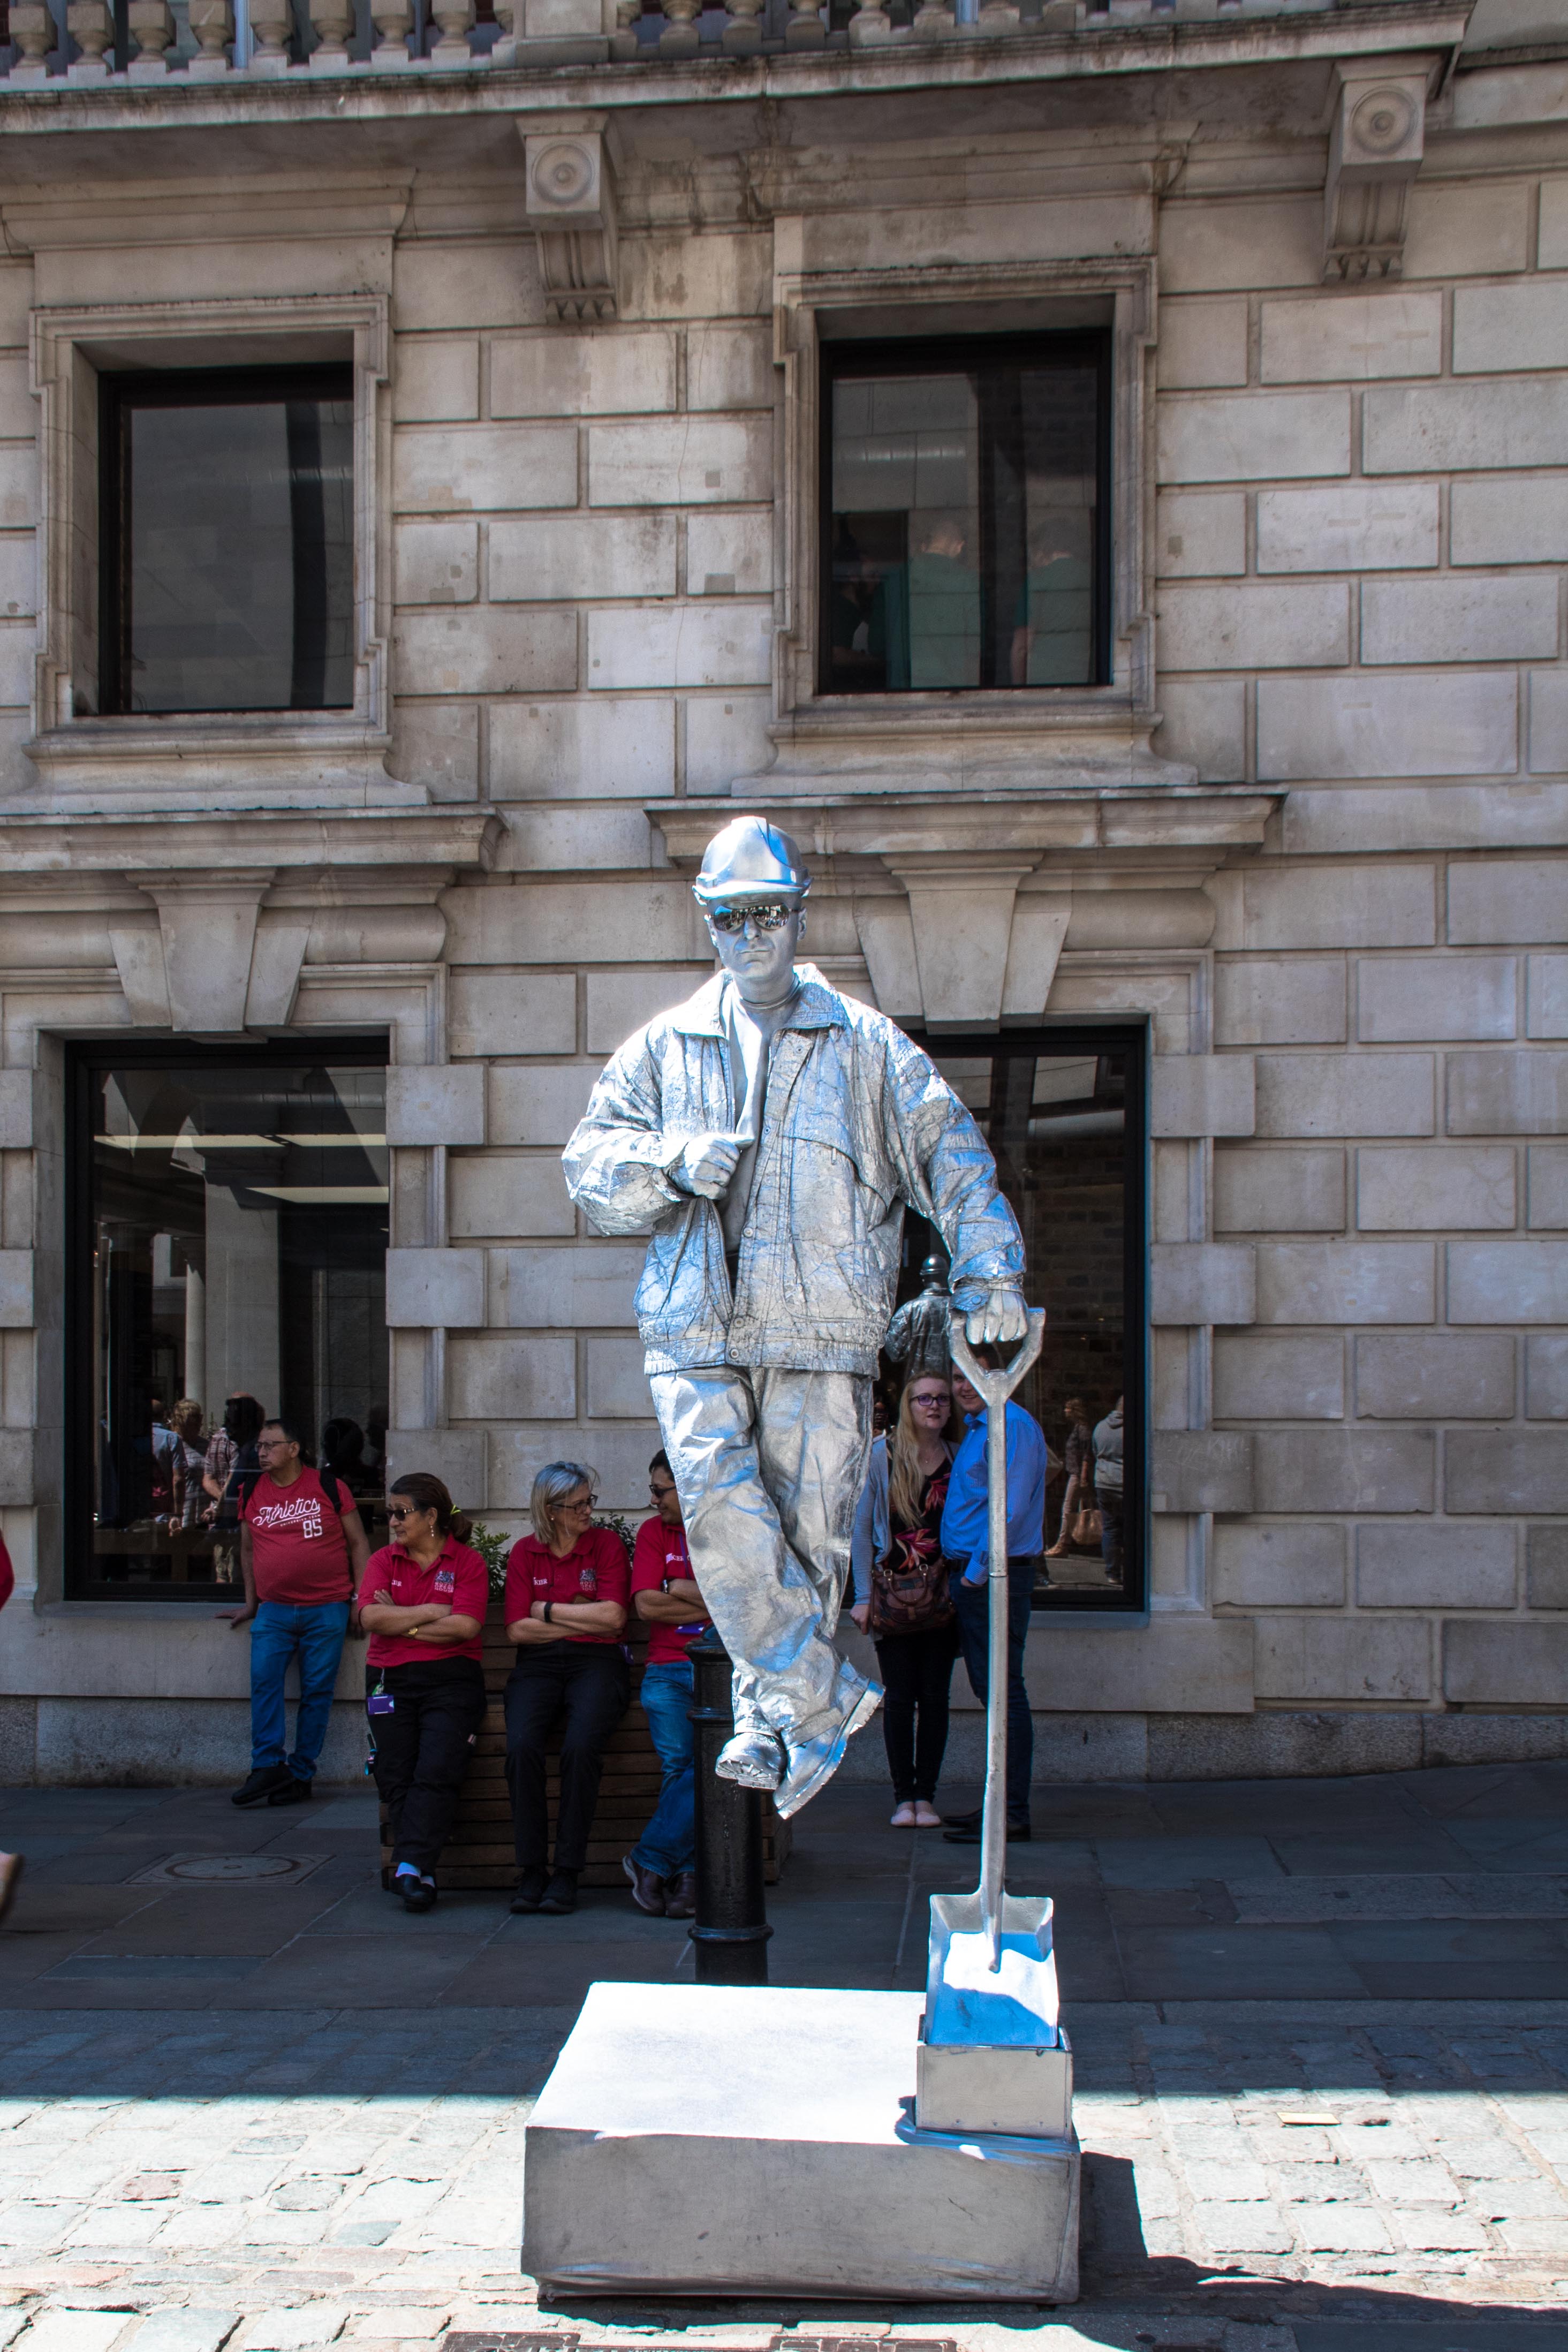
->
<box><xmin>388</xmin><ymin>1471</ymin><xmax>472</xmax><ymax>1545</ymax></box>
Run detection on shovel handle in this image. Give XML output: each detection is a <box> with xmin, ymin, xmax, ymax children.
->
<box><xmin>948</xmin><ymin>1300</ymin><xmax>1046</xmax><ymax>1970</ymax></box>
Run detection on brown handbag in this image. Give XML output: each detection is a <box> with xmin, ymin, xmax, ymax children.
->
<box><xmin>868</xmin><ymin>1552</ymin><xmax>955</xmax><ymax>1636</ymax></box>
<box><xmin>1072</xmin><ymin>1503</ymin><xmax>1104</xmax><ymax>1547</ymax></box>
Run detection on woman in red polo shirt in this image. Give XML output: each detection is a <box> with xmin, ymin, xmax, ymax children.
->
<box><xmin>503</xmin><ymin>1459</ymin><xmax>630</xmax><ymax>1918</ymax></box>
<box><xmin>357</xmin><ymin>1472</ymin><xmax>489</xmax><ymax>1915</ymax></box>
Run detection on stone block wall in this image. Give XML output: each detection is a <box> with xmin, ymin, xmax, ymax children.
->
<box><xmin>1154</xmin><ymin>158</ymin><xmax>1568</xmax><ymax>1722</ymax></box>
<box><xmin>0</xmin><ymin>80</ymin><xmax>1565</xmax><ymax>1775</ymax></box>
<box><xmin>388</xmin><ymin>230</ymin><xmax>776</xmax><ymax>813</ymax></box>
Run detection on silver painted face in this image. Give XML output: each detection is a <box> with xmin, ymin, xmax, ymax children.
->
<box><xmin>704</xmin><ymin>900</ymin><xmax>805</xmax><ymax>1004</ymax></box>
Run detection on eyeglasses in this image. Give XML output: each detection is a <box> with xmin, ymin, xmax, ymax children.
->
<box><xmin>387</xmin><ymin>1504</ymin><xmax>423</xmax><ymax>1523</ymax></box>
<box><xmin>559</xmin><ymin>1493</ymin><xmax>597</xmax><ymax>1514</ymax></box>
<box><xmin>909</xmin><ymin>1393</ymin><xmax>950</xmax><ymax>1410</ymax></box>
<box><xmin>709</xmin><ymin>902</ymin><xmax>794</xmax><ymax>934</ymax></box>
<box><xmin>649</xmin><ymin>1480</ymin><xmax>678</xmax><ymax>1501</ymax></box>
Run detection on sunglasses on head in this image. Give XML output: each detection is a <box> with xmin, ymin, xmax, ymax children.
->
<box><xmin>708</xmin><ymin>901</ymin><xmax>794</xmax><ymax>934</ymax></box>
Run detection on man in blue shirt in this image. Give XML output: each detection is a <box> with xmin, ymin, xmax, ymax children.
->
<box><xmin>938</xmin><ymin>1366</ymin><xmax>1048</xmax><ymax>1842</ymax></box>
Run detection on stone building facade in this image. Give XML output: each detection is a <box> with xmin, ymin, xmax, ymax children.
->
<box><xmin>0</xmin><ymin>0</ymin><xmax>1563</xmax><ymax>1784</ymax></box>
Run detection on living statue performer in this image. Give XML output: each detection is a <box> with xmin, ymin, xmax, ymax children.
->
<box><xmin>563</xmin><ymin>816</ymin><xmax>1029</xmax><ymax>1819</ymax></box>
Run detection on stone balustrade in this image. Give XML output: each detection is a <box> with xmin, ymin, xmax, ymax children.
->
<box><xmin>0</xmin><ymin>0</ymin><xmax>1361</xmax><ymax>85</ymax></box>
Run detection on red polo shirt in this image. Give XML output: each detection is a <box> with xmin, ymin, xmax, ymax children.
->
<box><xmin>630</xmin><ymin>1516</ymin><xmax>710</xmax><ymax>1666</ymax></box>
<box><xmin>357</xmin><ymin>1538</ymin><xmax>489</xmax><ymax>1669</ymax></box>
<box><xmin>504</xmin><ymin>1526</ymin><xmax>630</xmax><ymax>1645</ymax></box>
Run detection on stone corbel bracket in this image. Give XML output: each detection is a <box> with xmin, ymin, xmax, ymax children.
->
<box><xmin>652</xmin><ymin>790</ymin><xmax>1277</xmax><ymax>1033</ymax></box>
<box><xmin>521</xmin><ymin>124</ymin><xmax>619</xmax><ymax>326</ymax></box>
<box><xmin>1323</xmin><ymin>60</ymin><xmax>1433</xmax><ymax>283</ymax></box>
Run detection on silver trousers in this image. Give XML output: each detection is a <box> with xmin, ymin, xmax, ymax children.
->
<box><xmin>649</xmin><ymin>1365</ymin><xmax>873</xmax><ymax>1750</ymax></box>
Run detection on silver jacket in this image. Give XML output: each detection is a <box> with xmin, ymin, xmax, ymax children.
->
<box><xmin>563</xmin><ymin>964</ymin><xmax>1025</xmax><ymax>1376</ymax></box>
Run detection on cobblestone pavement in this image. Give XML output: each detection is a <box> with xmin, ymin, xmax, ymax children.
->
<box><xmin>0</xmin><ymin>1771</ymin><xmax>1563</xmax><ymax>2352</ymax></box>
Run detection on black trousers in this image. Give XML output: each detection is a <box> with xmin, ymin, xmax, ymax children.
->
<box><xmin>504</xmin><ymin>1645</ymin><xmax>630</xmax><ymax>1874</ymax></box>
<box><xmin>873</xmin><ymin>1621</ymin><xmax>959</xmax><ymax>1802</ymax></box>
<box><xmin>368</xmin><ymin>1659</ymin><xmax>488</xmax><ymax>1877</ymax></box>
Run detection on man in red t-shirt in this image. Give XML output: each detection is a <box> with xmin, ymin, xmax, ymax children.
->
<box><xmin>220</xmin><ymin>1415</ymin><xmax>369</xmax><ymax>1808</ymax></box>
<box><xmin>622</xmin><ymin>1448</ymin><xmax>710</xmax><ymax>1921</ymax></box>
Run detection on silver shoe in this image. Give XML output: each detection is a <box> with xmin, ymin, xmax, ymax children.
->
<box><xmin>774</xmin><ymin>1680</ymin><xmax>883</xmax><ymax>1820</ymax></box>
<box><xmin>716</xmin><ymin>1728</ymin><xmax>786</xmax><ymax>1789</ymax></box>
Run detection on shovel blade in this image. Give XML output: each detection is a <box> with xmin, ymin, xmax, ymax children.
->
<box><xmin>915</xmin><ymin>1890</ymin><xmax>1072</xmax><ymax>2139</ymax></box>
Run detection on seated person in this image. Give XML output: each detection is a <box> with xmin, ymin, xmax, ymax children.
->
<box><xmin>1010</xmin><ymin>533</ymin><xmax>1093</xmax><ymax>685</ymax></box>
<box><xmin>622</xmin><ymin>1448</ymin><xmax>710</xmax><ymax>1922</ymax></box>
<box><xmin>869</xmin><ymin>513</ymin><xmax>983</xmax><ymax>691</ymax></box>
<box><xmin>503</xmin><ymin>1462</ymin><xmax>631</xmax><ymax>1919</ymax></box>
<box><xmin>357</xmin><ymin>1473</ymin><xmax>488</xmax><ymax>1912</ymax></box>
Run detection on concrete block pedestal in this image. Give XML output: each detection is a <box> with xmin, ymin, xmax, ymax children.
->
<box><xmin>521</xmin><ymin>1982</ymin><xmax>1079</xmax><ymax>2302</ymax></box>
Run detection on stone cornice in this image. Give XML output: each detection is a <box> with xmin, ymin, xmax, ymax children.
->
<box><xmin>0</xmin><ymin>804</ymin><xmax>505</xmax><ymax>875</ymax></box>
<box><xmin>651</xmin><ymin>786</ymin><xmax>1279</xmax><ymax>866</ymax></box>
<box><xmin>0</xmin><ymin>4</ymin><xmax>1472</xmax><ymax>140</ymax></box>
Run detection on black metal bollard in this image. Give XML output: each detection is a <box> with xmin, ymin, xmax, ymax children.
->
<box><xmin>687</xmin><ymin>1625</ymin><xmax>772</xmax><ymax>1985</ymax></box>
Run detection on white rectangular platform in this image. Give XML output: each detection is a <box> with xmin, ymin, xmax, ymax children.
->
<box><xmin>521</xmin><ymin>1982</ymin><xmax>1079</xmax><ymax>2303</ymax></box>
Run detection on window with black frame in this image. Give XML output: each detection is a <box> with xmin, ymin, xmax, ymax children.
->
<box><xmin>821</xmin><ymin>330</ymin><xmax>1110</xmax><ymax>696</ymax></box>
<box><xmin>888</xmin><ymin>1029</ymin><xmax>1146</xmax><ymax>1613</ymax></box>
<box><xmin>99</xmin><ymin>365</ymin><xmax>354</xmax><ymax>716</ymax></box>
<box><xmin>66</xmin><ymin>1044</ymin><xmax>390</xmax><ymax>1602</ymax></box>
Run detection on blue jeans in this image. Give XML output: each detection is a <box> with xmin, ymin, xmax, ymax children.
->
<box><xmin>630</xmin><ymin>1659</ymin><xmax>696</xmax><ymax>1880</ymax></box>
<box><xmin>250</xmin><ymin>1602</ymin><xmax>350</xmax><ymax>1781</ymax></box>
<box><xmin>950</xmin><ymin>1560</ymin><xmax>1036</xmax><ymax>1823</ymax></box>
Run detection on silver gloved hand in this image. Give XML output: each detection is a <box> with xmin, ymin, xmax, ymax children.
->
<box><xmin>964</xmin><ymin>1281</ymin><xmax>1031</xmax><ymax>1347</ymax></box>
<box><xmin>675</xmin><ymin>1132</ymin><xmax>746</xmax><ymax>1199</ymax></box>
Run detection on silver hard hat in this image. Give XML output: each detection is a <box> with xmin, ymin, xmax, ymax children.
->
<box><xmin>692</xmin><ymin>816</ymin><xmax>811</xmax><ymax>907</ymax></box>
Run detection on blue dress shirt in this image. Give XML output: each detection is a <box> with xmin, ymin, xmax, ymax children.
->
<box><xmin>939</xmin><ymin>1399</ymin><xmax>1049</xmax><ymax>1585</ymax></box>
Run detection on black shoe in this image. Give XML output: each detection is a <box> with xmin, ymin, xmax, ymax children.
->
<box><xmin>510</xmin><ymin>1870</ymin><xmax>548</xmax><ymax>1915</ymax></box>
<box><xmin>942</xmin><ymin>1817</ymin><xmax>1033</xmax><ymax>1845</ymax></box>
<box><xmin>231</xmin><ymin>1764</ymin><xmax>292</xmax><ymax>1808</ymax></box>
<box><xmin>539</xmin><ymin>1869</ymin><xmax>578</xmax><ymax>1915</ymax></box>
<box><xmin>267</xmin><ymin>1775</ymin><xmax>312</xmax><ymax>1806</ymax></box>
<box><xmin>398</xmin><ymin>1874</ymin><xmax>437</xmax><ymax>1914</ymax></box>
<box><xmin>623</xmin><ymin>1855</ymin><xmax>666</xmax><ymax>1917</ymax></box>
<box><xmin>940</xmin><ymin>1804</ymin><xmax>982</xmax><ymax>1831</ymax></box>
<box><xmin>664</xmin><ymin>1871</ymin><xmax>696</xmax><ymax>1922</ymax></box>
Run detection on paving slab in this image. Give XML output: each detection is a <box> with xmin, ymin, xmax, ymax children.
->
<box><xmin>0</xmin><ymin>1774</ymin><xmax>1563</xmax><ymax>2341</ymax></box>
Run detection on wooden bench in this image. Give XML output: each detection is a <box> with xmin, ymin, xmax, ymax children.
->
<box><xmin>380</xmin><ymin>1600</ymin><xmax>790</xmax><ymax>1890</ymax></box>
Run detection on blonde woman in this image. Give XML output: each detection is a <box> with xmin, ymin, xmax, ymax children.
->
<box><xmin>849</xmin><ymin>1374</ymin><xmax>959</xmax><ymax>1828</ymax></box>
<box><xmin>503</xmin><ymin>1462</ymin><xmax>631</xmax><ymax>1917</ymax></box>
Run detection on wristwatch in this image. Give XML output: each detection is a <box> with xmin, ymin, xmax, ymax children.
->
<box><xmin>543</xmin><ymin>1600</ymin><xmax>554</xmax><ymax>1624</ymax></box>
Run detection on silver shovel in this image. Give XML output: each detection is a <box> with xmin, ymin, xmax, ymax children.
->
<box><xmin>914</xmin><ymin>1300</ymin><xmax>1073</xmax><ymax>2141</ymax></box>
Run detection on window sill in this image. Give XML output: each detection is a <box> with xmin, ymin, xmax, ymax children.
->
<box><xmin>36</xmin><ymin>1600</ymin><xmax>239</xmax><ymax>1620</ymax></box>
<box><xmin>22</xmin><ymin>713</ymin><xmax>416</xmax><ymax>812</ymax></box>
<box><xmin>734</xmin><ymin>686</ymin><xmax>1196</xmax><ymax>801</ymax></box>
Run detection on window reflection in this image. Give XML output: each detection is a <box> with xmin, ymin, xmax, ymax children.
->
<box><xmin>895</xmin><ymin>1037</ymin><xmax>1143</xmax><ymax>1610</ymax></box>
<box><xmin>825</xmin><ymin>337</ymin><xmax>1105</xmax><ymax>694</ymax></box>
<box><xmin>103</xmin><ymin>367</ymin><xmax>355</xmax><ymax>716</ymax></box>
<box><xmin>74</xmin><ymin>1053</ymin><xmax>390</xmax><ymax>1599</ymax></box>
